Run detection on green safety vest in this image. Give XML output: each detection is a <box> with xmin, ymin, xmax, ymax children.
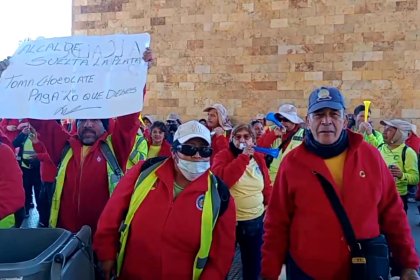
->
<box><xmin>50</xmin><ymin>136</ymin><xmax>123</xmax><ymax>227</ymax></box>
<box><xmin>126</xmin><ymin>132</ymin><xmax>148</xmax><ymax>170</ymax></box>
<box><xmin>117</xmin><ymin>160</ymin><xmax>221</xmax><ymax>279</ymax></box>
<box><xmin>269</xmin><ymin>128</ymin><xmax>305</xmax><ymax>182</ymax></box>
<box><xmin>0</xmin><ymin>214</ymin><xmax>15</xmax><ymax>228</ymax></box>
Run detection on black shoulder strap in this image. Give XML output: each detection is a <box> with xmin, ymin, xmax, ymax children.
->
<box><xmin>100</xmin><ymin>141</ymin><xmax>123</xmax><ymax>179</ymax></box>
<box><xmin>402</xmin><ymin>145</ymin><xmax>408</xmax><ymax>169</ymax></box>
<box><xmin>277</xmin><ymin>131</ymin><xmax>296</xmax><ymax>151</ymax></box>
<box><xmin>214</xmin><ymin>175</ymin><xmax>230</xmax><ymax>217</ymax></box>
<box><xmin>140</xmin><ymin>156</ymin><xmax>168</xmax><ymax>172</ymax></box>
<box><xmin>58</xmin><ymin>142</ymin><xmax>71</xmax><ymax>167</ymax></box>
<box><xmin>378</xmin><ymin>143</ymin><xmax>384</xmax><ymax>149</ymax></box>
<box><xmin>314</xmin><ymin>173</ymin><xmax>358</xmax><ymax>248</ymax></box>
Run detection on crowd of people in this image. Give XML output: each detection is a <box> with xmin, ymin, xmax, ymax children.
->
<box><xmin>0</xmin><ymin>53</ymin><xmax>420</xmax><ymax>280</ymax></box>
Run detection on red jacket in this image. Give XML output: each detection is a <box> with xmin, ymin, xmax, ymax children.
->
<box><xmin>29</xmin><ymin>113</ymin><xmax>139</xmax><ymax>233</ymax></box>
<box><xmin>0</xmin><ymin>143</ymin><xmax>24</xmax><ymax>219</ymax></box>
<box><xmin>33</xmin><ymin>140</ymin><xmax>57</xmax><ymax>183</ymax></box>
<box><xmin>210</xmin><ymin>134</ymin><xmax>228</xmax><ymax>164</ymax></box>
<box><xmin>257</xmin><ymin>129</ymin><xmax>278</xmax><ymax>148</ymax></box>
<box><xmin>211</xmin><ymin>148</ymin><xmax>272</xmax><ymax>205</ymax></box>
<box><xmin>94</xmin><ymin>158</ymin><xmax>236</xmax><ymax>280</ymax></box>
<box><xmin>406</xmin><ymin>133</ymin><xmax>420</xmax><ymax>155</ymax></box>
<box><xmin>262</xmin><ymin>130</ymin><xmax>419</xmax><ymax>280</ymax></box>
<box><xmin>147</xmin><ymin>139</ymin><xmax>172</xmax><ymax>158</ymax></box>
<box><xmin>0</xmin><ymin>119</ymin><xmax>21</xmax><ymax>144</ymax></box>
<box><xmin>0</xmin><ymin>126</ymin><xmax>13</xmax><ymax>150</ymax></box>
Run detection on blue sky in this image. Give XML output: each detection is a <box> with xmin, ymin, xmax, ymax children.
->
<box><xmin>0</xmin><ymin>0</ymin><xmax>72</xmax><ymax>58</ymax></box>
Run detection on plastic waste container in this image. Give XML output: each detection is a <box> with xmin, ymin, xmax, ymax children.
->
<box><xmin>0</xmin><ymin>225</ymin><xmax>94</xmax><ymax>280</ymax></box>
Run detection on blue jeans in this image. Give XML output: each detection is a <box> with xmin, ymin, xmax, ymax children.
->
<box><xmin>236</xmin><ymin>214</ymin><xmax>264</xmax><ymax>280</ymax></box>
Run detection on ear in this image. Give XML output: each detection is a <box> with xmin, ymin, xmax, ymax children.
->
<box><xmin>305</xmin><ymin>115</ymin><xmax>310</xmax><ymax>128</ymax></box>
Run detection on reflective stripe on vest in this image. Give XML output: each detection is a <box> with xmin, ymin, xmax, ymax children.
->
<box><xmin>49</xmin><ymin>136</ymin><xmax>121</xmax><ymax>227</ymax></box>
<box><xmin>22</xmin><ymin>138</ymin><xmax>36</xmax><ymax>168</ymax></box>
<box><xmin>0</xmin><ymin>214</ymin><xmax>15</xmax><ymax>228</ymax></box>
<box><xmin>117</xmin><ymin>160</ymin><xmax>220</xmax><ymax>280</ymax></box>
<box><xmin>269</xmin><ymin>128</ymin><xmax>305</xmax><ymax>181</ymax></box>
<box><xmin>126</xmin><ymin>134</ymin><xmax>148</xmax><ymax>170</ymax></box>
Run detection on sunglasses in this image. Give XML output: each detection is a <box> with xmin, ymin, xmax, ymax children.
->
<box><xmin>175</xmin><ymin>144</ymin><xmax>213</xmax><ymax>158</ymax></box>
<box><xmin>277</xmin><ymin>117</ymin><xmax>290</xmax><ymax>122</ymax></box>
<box><xmin>234</xmin><ymin>134</ymin><xmax>251</xmax><ymax>141</ymax></box>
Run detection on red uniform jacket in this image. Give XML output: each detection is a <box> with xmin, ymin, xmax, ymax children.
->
<box><xmin>0</xmin><ymin>126</ymin><xmax>13</xmax><ymax>150</ymax></box>
<box><xmin>406</xmin><ymin>133</ymin><xmax>420</xmax><ymax>154</ymax></box>
<box><xmin>29</xmin><ymin>113</ymin><xmax>139</xmax><ymax>233</ymax></box>
<box><xmin>262</xmin><ymin>131</ymin><xmax>419</xmax><ymax>280</ymax></box>
<box><xmin>257</xmin><ymin>129</ymin><xmax>278</xmax><ymax>148</ymax></box>
<box><xmin>147</xmin><ymin>139</ymin><xmax>172</xmax><ymax>158</ymax></box>
<box><xmin>94</xmin><ymin>158</ymin><xmax>236</xmax><ymax>280</ymax></box>
<box><xmin>0</xmin><ymin>143</ymin><xmax>24</xmax><ymax>219</ymax></box>
<box><xmin>33</xmin><ymin>140</ymin><xmax>57</xmax><ymax>183</ymax></box>
<box><xmin>0</xmin><ymin>119</ymin><xmax>21</xmax><ymax>144</ymax></box>
<box><xmin>210</xmin><ymin>134</ymin><xmax>228</xmax><ymax>164</ymax></box>
<box><xmin>211</xmin><ymin>148</ymin><xmax>272</xmax><ymax>205</ymax></box>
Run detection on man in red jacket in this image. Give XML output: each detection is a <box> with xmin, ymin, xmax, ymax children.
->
<box><xmin>94</xmin><ymin>120</ymin><xmax>236</xmax><ymax>280</ymax></box>
<box><xmin>26</xmin><ymin>49</ymin><xmax>154</xmax><ymax>233</ymax></box>
<box><xmin>262</xmin><ymin>86</ymin><xmax>419</xmax><ymax>280</ymax></box>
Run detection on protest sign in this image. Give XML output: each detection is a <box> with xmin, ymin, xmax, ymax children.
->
<box><xmin>0</xmin><ymin>33</ymin><xmax>150</xmax><ymax>119</ymax></box>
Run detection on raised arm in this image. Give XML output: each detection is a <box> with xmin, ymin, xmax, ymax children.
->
<box><xmin>211</xmin><ymin>149</ymin><xmax>249</xmax><ymax>188</ymax></box>
<box><xmin>29</xmin><ymin>119</ymin><xmax>69</xmax><ymax>165</ymax></box>
<box><xmin>111</xmin><ymin>112</ymin><xmax>140</xmax><ymax>171</ymax></box>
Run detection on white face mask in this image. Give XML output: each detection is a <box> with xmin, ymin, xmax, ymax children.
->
<box><xmin>176</xmin><ymin>157</ymin><xmax>210</xmax><ymax>181</ymax></box>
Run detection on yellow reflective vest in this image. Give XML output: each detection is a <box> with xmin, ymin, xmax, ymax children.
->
<box><xmin>0</xmin><ymin>214</ymin><xmax>15</xmax><ymax>228</ymax></box>
<box><xmin>50</xmin><ymin>136</ymin><xmax>122</xmax><ymax>227</ymax></box>
<box><xmin>269</xmin><ymin>128</ymin><xmax>305</xmax><ymax>182</ymax></box>
<box><xmin>126</xmin><ymin>131</ymin><xmax>148</xmax><ymax>170</ymax></box>
<box><xmin>117</xmin><ymin>160</ymin><xmax>221</xmax><ymax>280</ymax></box>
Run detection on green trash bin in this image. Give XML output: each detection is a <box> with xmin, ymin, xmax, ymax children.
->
<box><xmin>0</xmin><ymin>226</ymin><xmax>94</xmax><ymax>280</ymax></box>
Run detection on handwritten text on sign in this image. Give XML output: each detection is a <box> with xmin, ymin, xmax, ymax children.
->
<box><xmin>0</xmin><ymin>33</ymin><xmax>150</xmax><ymax>119</ymax></box>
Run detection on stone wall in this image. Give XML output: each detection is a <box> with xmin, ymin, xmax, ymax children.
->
<box><xmin>73</xmin><ymin>0</ymin><xmax>420</xmax><ymax>127</ymax></box>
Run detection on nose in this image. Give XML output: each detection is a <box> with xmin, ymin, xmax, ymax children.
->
<box><xmin>320</xmin><ymin>115</ymin><xmax>332</xmax><ymax>125</ymax></box>
<box><xmin>191</xmin><ymin>151</ymin><xmax>201</xmax><ymax>159</ymax></box>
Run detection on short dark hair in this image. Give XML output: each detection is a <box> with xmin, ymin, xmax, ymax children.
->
<box><xmin>250</xmin><ymin>120</ymin><xmax>262</xmax><ymax>126</ymax></box>
<box><xmin>150</xmin><ymin>121</ymin><xmax>168</xmax><ymax>135</ymax></box>
<box><xmin>354</xmin><ymin>105</ymin><xmax>371</xmax><ymax>116</ymax></box>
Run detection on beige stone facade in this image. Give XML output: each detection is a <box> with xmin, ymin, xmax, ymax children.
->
<box><xmin>73</xmin><ymin>0</ymin><xmax>420</xmax><ymax>127</ymax></box>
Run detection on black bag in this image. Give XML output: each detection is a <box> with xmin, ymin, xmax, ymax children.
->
<box><xmin>315</xmin><ymin>173</ymin><xmax>389</xmax><ymax>280</ymax></box>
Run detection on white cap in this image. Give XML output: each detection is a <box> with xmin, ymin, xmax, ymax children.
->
<box><xmin>276</xmin><ymin>104</ymin><xmax>304</xmax><ymax>124</ymax></box>
<box><xmin>173</xmin><ymin>120</ymin><xmax>211</xmax><ymax>145</ymax></box>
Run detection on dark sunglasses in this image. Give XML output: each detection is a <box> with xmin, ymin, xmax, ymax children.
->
<box><xmin>175</xmin><ymin>144</ymin><xmax>213</xmax><ymax>158</ymax></box>
<box><xmin>277</xmin><ymin>117</ymin><xmax>290</xmax><ymax>123</ymax></box>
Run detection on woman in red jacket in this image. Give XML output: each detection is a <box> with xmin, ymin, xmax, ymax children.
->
<box><xmin>212</xmin><ymin>124</ymin><xmax>272</xmax><ymax>280</ymax></box>
<box><xmin>147</xmin><ymin>121</ymin><xmax>171</xmax><ymax>159</ymax></box>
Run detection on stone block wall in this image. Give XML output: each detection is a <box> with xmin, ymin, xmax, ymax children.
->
<box><xmin>72</xmin><ymin>0</ymin><xmax>420</xmax><ymax>128</ymax></box>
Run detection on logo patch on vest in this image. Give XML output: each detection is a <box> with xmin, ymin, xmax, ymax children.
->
<box><xmin>97</xmin><ymin>156</ymin><xmax>102</xmax><ymax>162</ymax></box>
<box><xmin>196</xmin><ymin>194</ymin><xmax>205</xmax><ymax>211</ymax></box>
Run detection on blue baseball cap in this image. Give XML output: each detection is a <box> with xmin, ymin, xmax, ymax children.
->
<box><xmin>307</xmin><ymin>87</ymin><xmax>346</xmax><ymax>114</ymax></box>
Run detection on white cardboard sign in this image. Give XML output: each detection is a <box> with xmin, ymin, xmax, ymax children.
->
<box><xmin>0</xmin><ymin>33</ymin><xmax>150</xmax><ymax>119</ymax></box>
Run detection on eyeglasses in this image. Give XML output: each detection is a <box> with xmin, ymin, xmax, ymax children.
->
<box><xmin>234</xmin><ymin>134</ymin><xmax>251</xmax><ymax>141</ymax></box>
<box><xmin>175</xmin><ymin>144</ymin><xmax>213</xmax><ymax>158</ymax></box>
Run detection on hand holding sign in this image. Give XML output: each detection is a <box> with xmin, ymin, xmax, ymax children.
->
<box><xmin>0</xmin><ymin>33</ymin><xmax>151</xmax><ymax>119</ymax></box>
